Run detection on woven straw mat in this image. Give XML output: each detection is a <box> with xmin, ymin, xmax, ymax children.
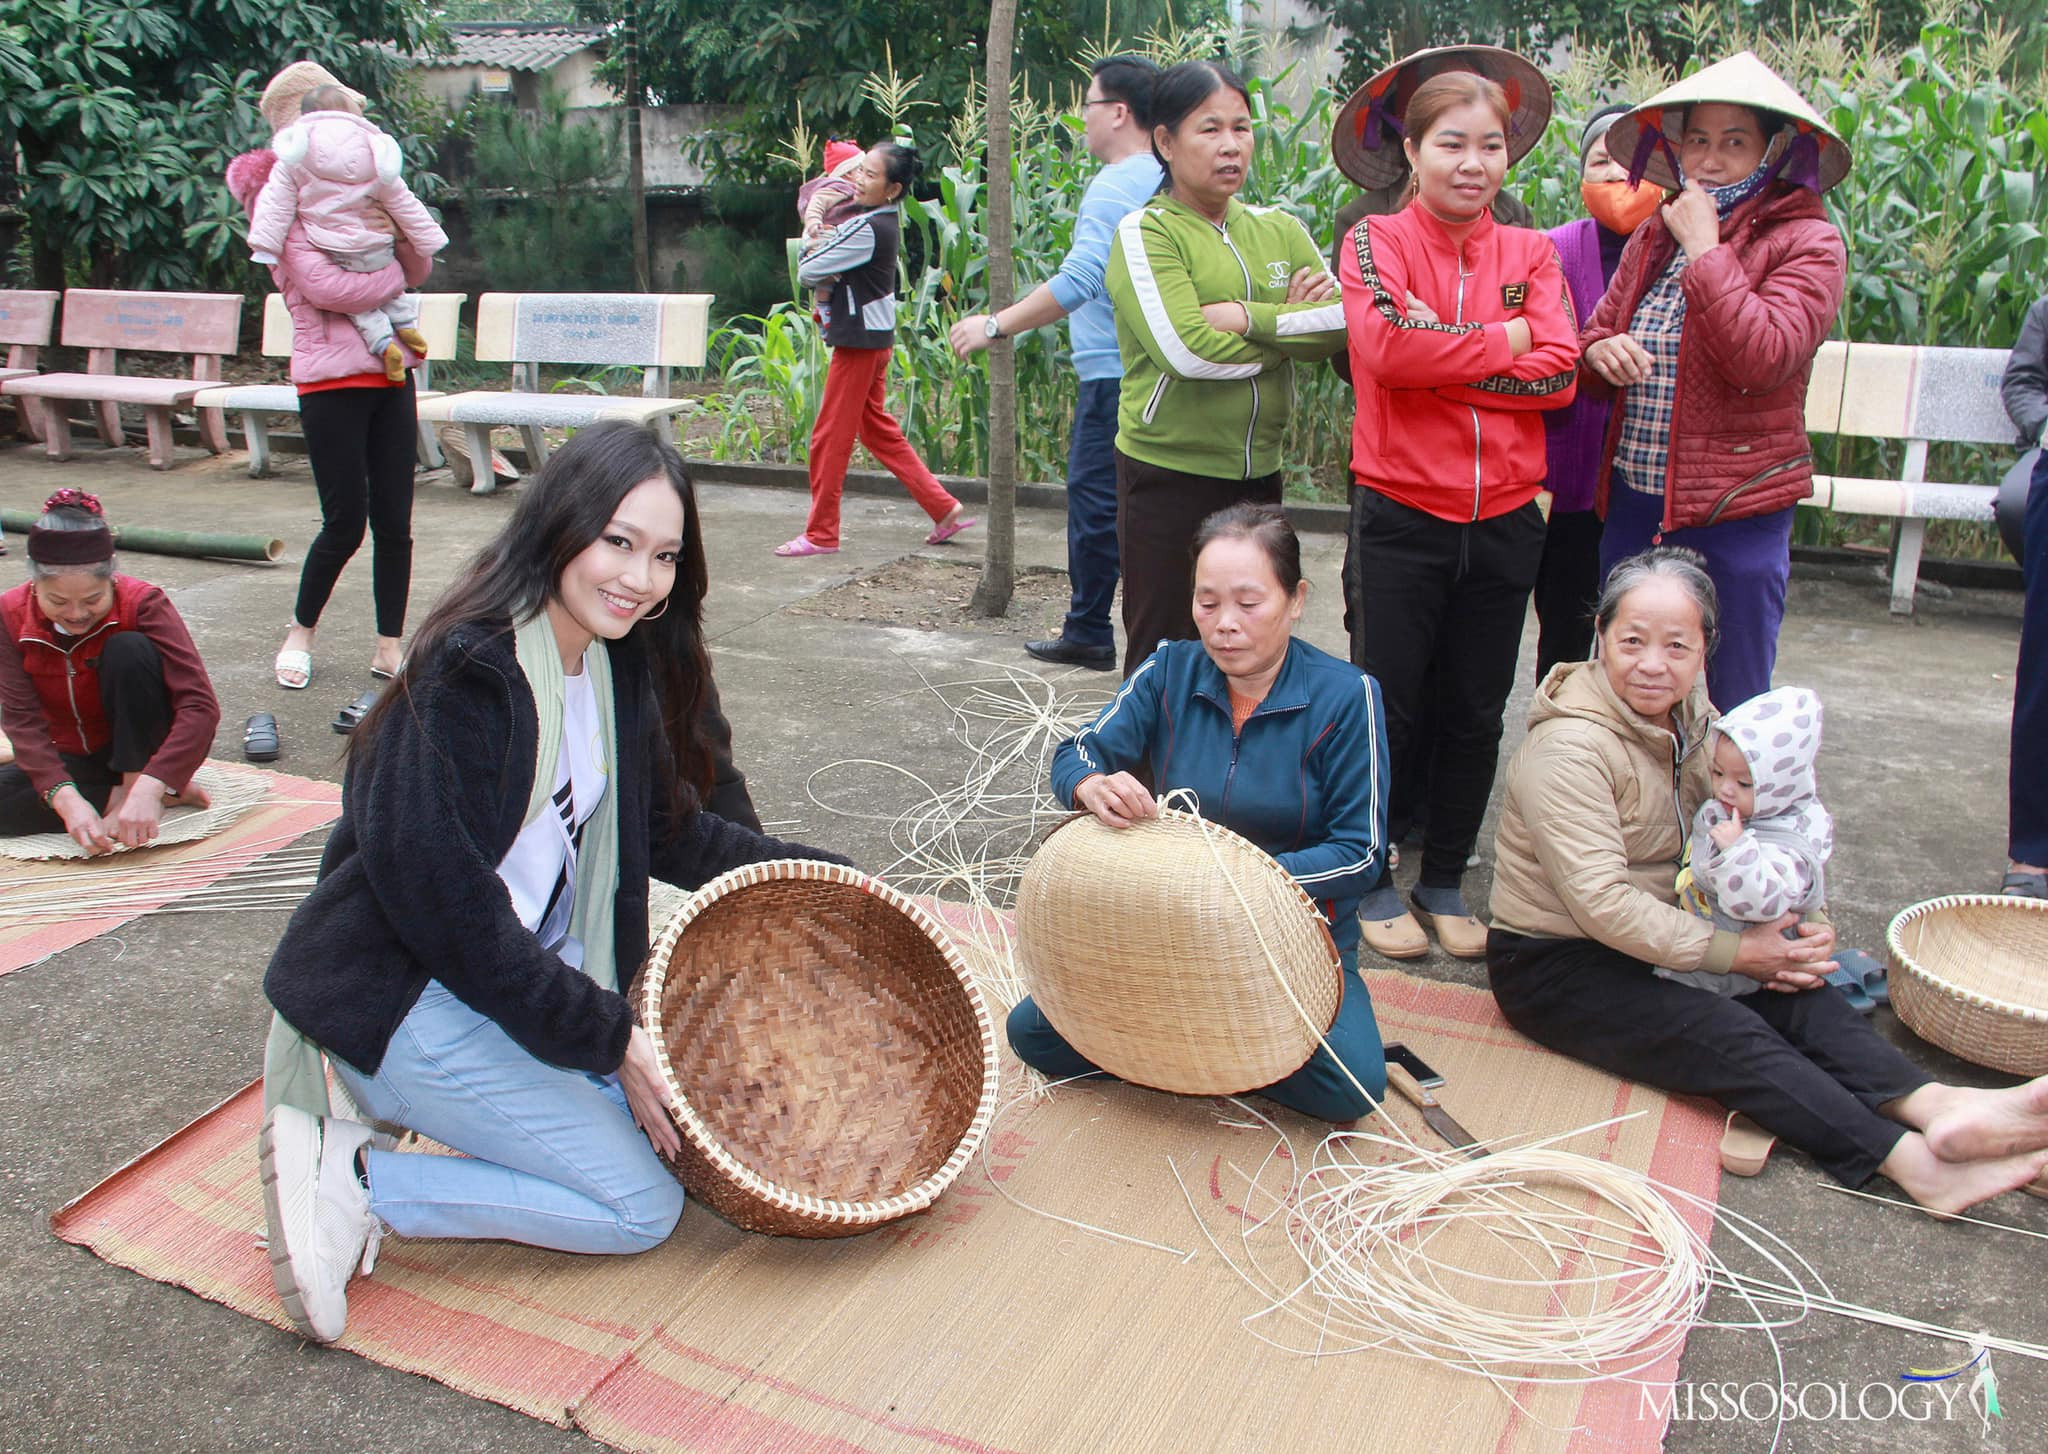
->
<box><xmin>639</xmin><ymin>860</ymin><xmax>999</xmax><ymax>1238</ymax></box>
<box><xmin>0</xmin><ymin>764</ymin><xmax>268</xmax><ymax>861</ymax></box>
<box><xmin>1014</xmin><ymin>807</ymin><xmax>1342</xmax><ymax>1097</ymax></box>
<box><xmin>1888</xmin><ymin>894</ymin><xmax>2048</xmax><ymax>1075</ymax></box>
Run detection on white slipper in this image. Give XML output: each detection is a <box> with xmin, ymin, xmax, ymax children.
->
<box><xmin>274</xmin><ymin>647</ymin><xmax>313</xmax><ymax>691</ymax></box>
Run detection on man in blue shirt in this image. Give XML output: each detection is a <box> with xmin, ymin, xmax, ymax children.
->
<box><xmin>951</xmin><ymin>55</ymin><xmax>1160</xmax><ymax>671</ymax></box>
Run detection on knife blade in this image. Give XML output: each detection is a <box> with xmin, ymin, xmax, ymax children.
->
<box><xmin>1385</xmin><ymin>1061</ymin><xmax>1487</xmax><ymax>1158</ymax></box>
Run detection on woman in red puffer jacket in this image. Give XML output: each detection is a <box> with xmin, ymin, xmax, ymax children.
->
<box><xmin>1581</xmin><ymin>54</ymin><xmax>1847</xmax><ymax>712</ymax></box>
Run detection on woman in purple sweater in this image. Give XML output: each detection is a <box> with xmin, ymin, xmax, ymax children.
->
<box><xmin>1534</xmin><ymin>104</ymin><xmax>1660</xmax><ymax>678</ymax></box>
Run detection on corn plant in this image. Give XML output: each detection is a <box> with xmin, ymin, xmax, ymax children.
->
<box><xmin>704</xmin><ymin>11</ymin><xmax>2045</xmax><ymax>553</ymax></box>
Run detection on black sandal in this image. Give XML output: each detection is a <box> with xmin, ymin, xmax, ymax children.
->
<box><xmin>2000</xmin><ymin>869</ymin><xmax>2048</xmax><ymax>900</ymax></box>
<box><xmin>243</xmin><ymin>712</ymin><xmax>281</xmax><ymax>762</ymax></box>
<box><xmin>331</xmin><ymin>686</ymin><xmax>382</xmax><ymax>735</ymax></box>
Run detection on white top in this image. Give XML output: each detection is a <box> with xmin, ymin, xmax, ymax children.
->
<box><xmin>495</xmin><ymin>654</ymin><xmax>607</xmax><ymax>968</ymax></box>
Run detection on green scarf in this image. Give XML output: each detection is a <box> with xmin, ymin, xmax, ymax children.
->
<box><xmin>264</xmin><ymin>610</ymin><xmax>624</xmax><ymax>1117</ymax></box>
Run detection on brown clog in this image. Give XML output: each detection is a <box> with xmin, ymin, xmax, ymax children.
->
<box><xmin>1361</xmin><ymin>908</ymin><xmax>1430</xmax><ymax>960</ymax></box>
<box><xmin>1410</xmin><ymin>901</ymin><xmax>1489</xmax><ymax>960</ymax></box>
<box><xmin>1720</xmin><ymin>1112</ymin><xmax>1778</xmax><ymax>1177</ymax></box>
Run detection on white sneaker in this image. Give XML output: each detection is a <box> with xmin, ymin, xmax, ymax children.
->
<box><xmin>259</xmin><ymin>1104</ymin><xmax>383</xmax><ymax>1342</ymax></box>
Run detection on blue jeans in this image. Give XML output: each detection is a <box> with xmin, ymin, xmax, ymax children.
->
<box><xmin>1005</xmin><ymin>964</ymin><xmax>1388</xmax><ymax>1123</ymax></box>
<box><xmin>2013</xmin><ymin>447</ymin><xmax>2048</xmax><ymax>864</ymax></box>
<box><xmin>332</xmin><ymin>981</ymin><xmax>686</xmax><ymax>1253</ymax></box>
<box><xmin>1059</xmin><ymin>378</ymin><xmax>1121</xmax><ymax>651</ymax></box>
<box><xmin>1600</xmin><ymin>482</ymin><xmax>1795</xmax><ymax>713</ymax></box>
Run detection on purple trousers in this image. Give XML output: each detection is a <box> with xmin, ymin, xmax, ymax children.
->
<box><xmin>1599</xmin><ymin>483</ymin><xmax>1795</xmax><ymax>712</ymax></box>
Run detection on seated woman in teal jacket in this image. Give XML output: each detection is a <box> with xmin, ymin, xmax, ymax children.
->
<box><xmin>1012</xmin><ymin>504</ymin><xmax>1391</xmax><ymax>1120</ymax></box>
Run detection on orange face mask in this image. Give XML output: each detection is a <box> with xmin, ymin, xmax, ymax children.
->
<box><xmin>1581</xmin><ymin>178</ymin><xmax>1662</xmax><ymax>235</ymax></box>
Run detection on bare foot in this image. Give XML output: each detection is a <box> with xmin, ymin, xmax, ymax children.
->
<box><xmin>165</xmin><ymin>781</ymin><xmax>212</xmax><ymax>811</ymax></box>
<box><xmin>1922</xmin><ymin>1077</ymin><xmax>2048</xmax><ymax>1162</ymax></box>
<box><xmin>1880</xmin><ymin>1134</ymin><xmax>2048</xmax><ymax>1216</ymax></box>
<box><xmin>370</xmin><ymin>636</ymin><xmax>403</xmax><ymax>678</ymax></box>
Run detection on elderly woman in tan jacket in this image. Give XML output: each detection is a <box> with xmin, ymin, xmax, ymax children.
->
<box><xmin>1486</xmin><ymin>546</ymin><xmax>2048</xmax><ymax>1215</ymax></box>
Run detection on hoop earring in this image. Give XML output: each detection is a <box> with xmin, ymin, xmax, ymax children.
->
<box><xmin>641</xmin><ymin>597</ymin><xmax>670</xmax><ymax>622</ymax></box>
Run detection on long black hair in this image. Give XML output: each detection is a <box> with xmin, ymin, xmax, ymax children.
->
<box><xmin>350</xmin><ymin>421</ymin><xmax>715</xmax><ymax>816</ymax></box>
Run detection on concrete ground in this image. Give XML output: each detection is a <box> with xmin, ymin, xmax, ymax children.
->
<box><xmin>0</xmin><ymin>439</ymin><xmax>2040</xmax><ymax>1454</ymax></box>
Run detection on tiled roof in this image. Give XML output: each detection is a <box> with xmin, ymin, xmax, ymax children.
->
<box><xmin>407</xmin><ymin>24</ymin><xmax>605</xmax><ymax>72</ymax></box>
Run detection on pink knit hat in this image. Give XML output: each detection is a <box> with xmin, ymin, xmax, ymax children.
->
<box><xmin>823</xmin><ymin>139</ymin><xmax>862</xmax><ymax>173</ymax></box>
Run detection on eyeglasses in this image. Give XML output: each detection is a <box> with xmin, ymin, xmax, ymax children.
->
<box><xmin>1081</xmin><ymin>98</ymin><xmax>1122</xmax><ymax>110</ymax></box>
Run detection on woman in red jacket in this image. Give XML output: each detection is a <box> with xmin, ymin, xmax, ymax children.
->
<box><xmin>1338</xmin><ymin>50</ymin><xmax>1580</xmax><ymax>961</ymax></box>
<box><xmin>0</xmin><ymin>491</ymin><xmax>222</xmax><ymax>854</ymax></box>
<box><xmin>1581</xmin><ymin>54</ymin><xmax>1848</xmax><ymax>711</ymax></box>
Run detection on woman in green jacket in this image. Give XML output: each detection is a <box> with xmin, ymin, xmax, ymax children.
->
<box><xmin>1105</xmin><ymin>60</ymin><xmax>1346</xmax><ymax>677</ymax></box>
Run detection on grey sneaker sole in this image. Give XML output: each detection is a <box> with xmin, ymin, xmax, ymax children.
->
<box><xmin>257</xmin><ymin>1110</ymin><xmax>324</xmax><ymax>1342</ymax></box>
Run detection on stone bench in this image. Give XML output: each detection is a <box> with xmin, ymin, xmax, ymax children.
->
<box><xmin>0</xmin><ymin>289</ymin><xmax>242</xmax><ymax>469</ymax></box>
<box><xmin>190</xmin><ymin>292</ymin><xmax>466</xmax><ymax>477</ymax></box>
<box><xmin>414</xmin><ymin>291</ymin><xmax>711</xmax><ymax>493</ymax></box>
<box><xmin>1801</xmin><ymin>340</ymin><xmax>2017</xmax><ymax>614</ymax></box>
<box><xmin>0</xmin><ymin>289</ymin><xmax>59</xmax><ymax>441</ymax></box>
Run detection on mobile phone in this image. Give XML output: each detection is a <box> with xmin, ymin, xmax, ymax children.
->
<box><xmin>1383</xmin><ymin>1042</ymin><xmax>1445</xmax><ymax>1088</ymax></box>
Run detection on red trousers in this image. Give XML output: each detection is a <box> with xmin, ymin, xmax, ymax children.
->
<box><xmin>804</xmin><ymin>346</ymin><xmax>957</xmax><ymax>548</ymax></box>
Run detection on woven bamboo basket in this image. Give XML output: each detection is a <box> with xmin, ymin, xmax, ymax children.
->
<box><xmin>1013</xmin><ymin>808</ymin><xmax>1343</xmax><ymax>1096</ymax></box>
<box><xmin>1887</xmin><ymin>895</ymin><xmax>2048</xmax><ymax>1075</ymax></box>
<box><xmin>638</xmin><ymin>860</ymin><xmax>999</xmax><ymax>1237</ymax></box>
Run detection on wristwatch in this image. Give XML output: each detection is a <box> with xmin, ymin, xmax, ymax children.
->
<box><xmin>983</xmin><ymin>314</ymin><xmax>1005</xmax><ymax>340</ymax></box>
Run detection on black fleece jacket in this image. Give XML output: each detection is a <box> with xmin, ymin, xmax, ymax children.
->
<box><xmin>264</xmin><ymin>621</ymin><xmax>848</xmax><ymax>1077</ymax></box>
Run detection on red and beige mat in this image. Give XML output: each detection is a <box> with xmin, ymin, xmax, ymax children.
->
<box><xmin>52</xmin><ymin>958</ymin><xmax>1721</xmax><ymax>1454</ymax></box>
<box><xmin>0</xmin><ymin>759</ymin><xmax>340</xmax><ymax>976</ymax></box>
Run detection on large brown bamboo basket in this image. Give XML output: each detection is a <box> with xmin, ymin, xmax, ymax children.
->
<box><xmin>638</xmin><ymin>860</ymin><xmax>1000</xmax><ymax>1237</ymax></box>
<box><xmin>1013</xmin><ymin>808</ymin><xmax>1343</xmax><ymax>1096</ymax></box>
<box><xmin>1887</xmin><ymin>895</ymin><xmax>2048</xmax><ymax>1075</ymax></box>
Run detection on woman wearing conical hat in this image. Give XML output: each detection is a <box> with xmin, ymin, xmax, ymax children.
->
<box><xmin>1580</xmin><ymin>52</ymin><xmax>1849</xmax><ymax>713</ymax></box>
<box><xmin>1334</xmin><ymin>46</ymin><xmax>1582</xmax><ymax>962</ymax></box>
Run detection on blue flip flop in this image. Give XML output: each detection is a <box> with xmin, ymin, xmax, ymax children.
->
<box><xmin>1825</xmin><ymin>946</ymin><xmax>1889</xmax><ymax>1013</ymax></box>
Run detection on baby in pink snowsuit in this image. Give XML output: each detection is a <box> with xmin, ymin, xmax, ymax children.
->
<box><xmin>246</xmin><ymin>87</ymin><xmax>449</xmax><ymax>382</ymax></box>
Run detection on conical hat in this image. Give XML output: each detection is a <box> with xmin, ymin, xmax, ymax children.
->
<box><xmin>1333</xmin><ymin>45</ymin><xmax>1552</xmax><ymax>191</ymax></box>
<box><xmin>259</xmin><ymin>61</ymin><xmax>367</xmax><ymax>135</ymax></box>
<box><xmin>1603</xmin><ymin>51</ymin><xmax>1850</xmax><ymax>193</ymax></box>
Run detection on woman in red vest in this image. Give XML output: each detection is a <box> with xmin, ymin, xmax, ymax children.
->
<box><xmin>0</xmin><ymin>491</ymin><xmax>221</xmax><ymax>854</ymax></box>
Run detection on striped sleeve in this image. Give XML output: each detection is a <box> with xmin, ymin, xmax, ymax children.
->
<box><xmin>797</xmin><ymin>213</ymin><xmax>878</xmax><ymax>285</ymax></box>
<box><xmin>1241</xmin><ymin>208</ymin><xmax>1346</xmax><ymax>353</ymax></box>
<box><xmin>1108</xmin><ymin>209</ymin><xmax>1277</xmax><ymax>381</ymax></box>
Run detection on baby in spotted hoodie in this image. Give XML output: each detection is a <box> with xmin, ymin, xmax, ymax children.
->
<box><xmin>1659</xmin><ymin>686</ymin><xmax>1833</xmax><ymax>997</ymax></box>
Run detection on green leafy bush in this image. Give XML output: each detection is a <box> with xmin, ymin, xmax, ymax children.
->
<box><xmin>463</xmin><ymin>87</ymin><xmax>633</xmax><ymax>293</ymax></box>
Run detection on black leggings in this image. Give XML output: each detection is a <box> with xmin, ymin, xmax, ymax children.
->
<box><xmin>1115</xmin><ymin>449</ymin><xmax>1282</xmax><ymax>678</ymax></box>
<box><xmin>1343</xmin><ymin>490</ymin><xmax>1545</xmax><ymax>887</ymax></box>
<box><xmin>1487</xmin><ymin>930</ymin><xmax>1931</xmax><ymax>1187</ymax></box>
<box><xmin>0</xmin><ymin>632</ymin><xmax>173</xmax><ymax>834</ymax></box>
<box><xmin>296</xmin><ymin>380</ymin><xmax>417</xmax><ymax>639</ymax></box>
<box><xmin>1531</xmin><ymin>506</ymin><xmax>1604</xmax><ymax>682</ymax></box>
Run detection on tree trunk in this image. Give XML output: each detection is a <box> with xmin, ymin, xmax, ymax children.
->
<box><xmin>625</xmin><ymin>0</ymin><xmax>651</xmax><ymax>292</ymax></box>
<box><xmin>968</xmin><ymin>0</ymin><xmax>1018</xmax><ymax>618</ymax></box>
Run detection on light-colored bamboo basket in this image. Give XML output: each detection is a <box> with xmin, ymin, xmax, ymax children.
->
<box><xmin>1013</xmin><ymin>808</ymin><xmax>1343</xmax><ymax>1095</ymax></box>
<box><xmin>1887</xmin><ymin>895</ymin><xmax>2048</xmax><ymax>1075</ymax></box>
<box><xmin>0</xmin><ymin>764</ymin><xmax>266</xmax><ymax>861</ymax></box>
<box><xmin>639</xmin><ymin>860</ymin><xmax>1000</xmax><ymax>1238</ymax></box>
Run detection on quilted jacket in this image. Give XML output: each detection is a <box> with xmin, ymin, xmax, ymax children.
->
<box><xmin>1580</xmin><ymin>182</ymin><xmax>1845</xmax><ymax>532</ymax></box>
